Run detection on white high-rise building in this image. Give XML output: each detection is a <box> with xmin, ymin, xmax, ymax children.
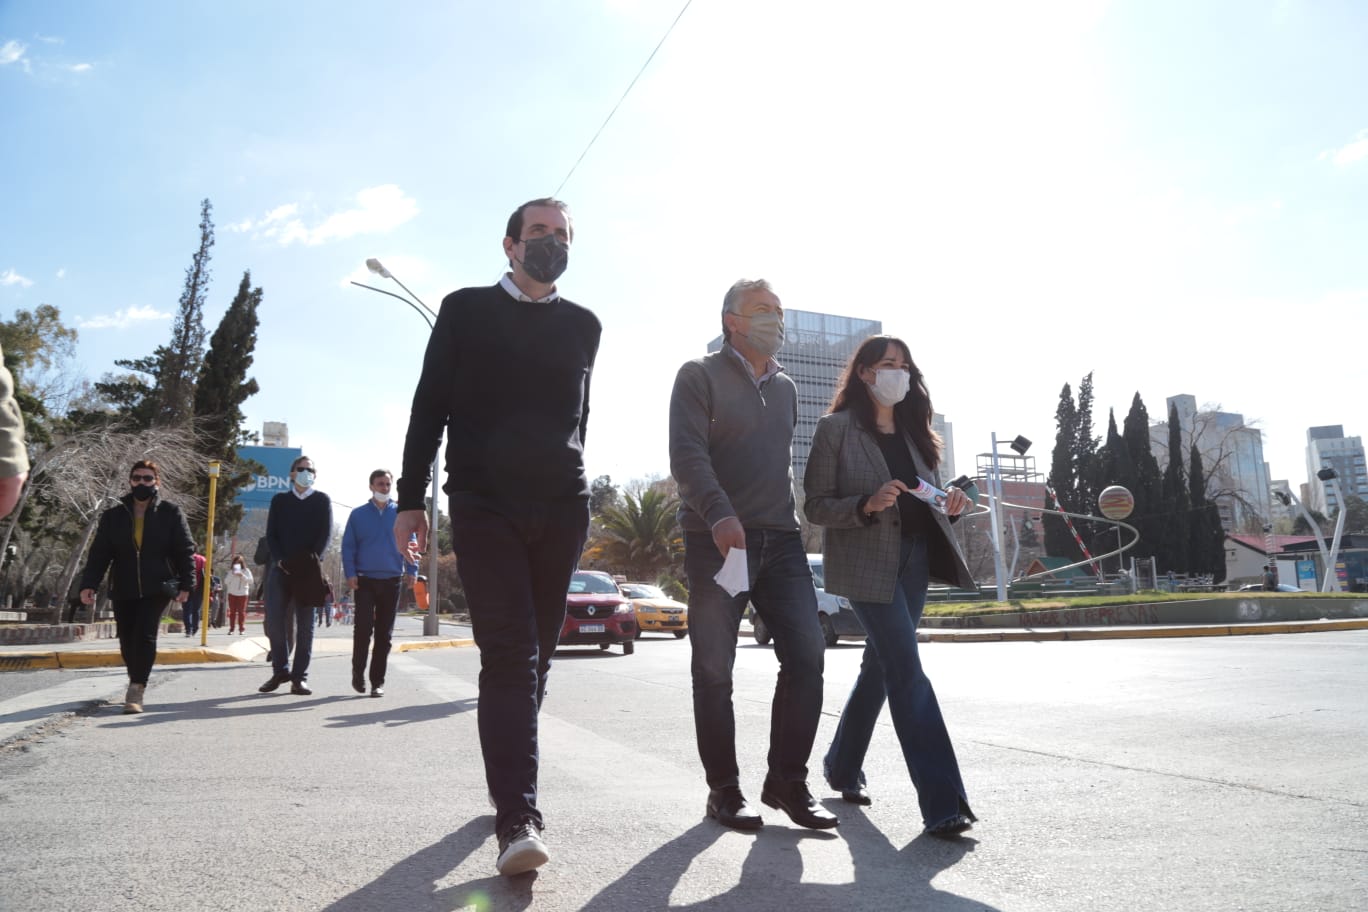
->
<box><xmin>1305</xmin><ymin>426</ymin><xmax>1368</xmax><ymax>516</ymax></box>
<box><xmin>1150</xmin><ymin>394</ymin><xmax>1271</xmax><ymax>532</ymax></box>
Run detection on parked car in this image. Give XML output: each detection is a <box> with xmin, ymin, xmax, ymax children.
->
<box><xmin>752</xmin><ymin>554</ymin><xmax>865</xmax><ymax>648</ymax></box>
<box><xmin>621</xmin><ymin>582</ymin><xmax>688</xmax><ymax>639</ymax></box>
<box><xmin>1236</xmin><ymin>583</ymin><xmax>1304</xmax><ymax>593</ymax></box>
<box><xmin>562</xmin><ymin>570</ymin><xmax>636</xmax><ymax>655</ymax></box>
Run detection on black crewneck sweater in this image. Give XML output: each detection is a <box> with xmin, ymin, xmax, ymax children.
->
<box><xmin>398</xmin><ymin>283</ymin><xmax>601</xmax><ymax>508</ymax></box>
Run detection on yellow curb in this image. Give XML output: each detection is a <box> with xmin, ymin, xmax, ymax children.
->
<box><xmin>154</xmin><ymin>648</ymin><xmax>242</xmax><ymax>665</ymax></box>
<box><xmin>55</xmin><ymin>651</ymin><xmax>125</xmax><ymax>668</ymax></box>
<box><xmin>396</xmin><ymin>638</ymin><xmax>475</xmax><ymax>652</ymax></box>
<box><xmin>0</xmin><ymin>653</ymin><xmax>61</xmax><ymax>671</ymax></box>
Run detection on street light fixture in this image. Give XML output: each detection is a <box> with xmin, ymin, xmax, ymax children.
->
<box><xmin>350</xmin><ymin>261</ymin><xmax>444</xmax><ymax>635</ymax></box>
<box><xmin>988</xmin><ymin>432</ymin><xmax>1030</xmax><ymax>602</ymax></box>
<box><xmin>1271</xmin><ymin>484</ymin><xmax>1338</xmax><ymax>593</ymax></box>
<box><xmin>1317</xmin><ymin>467</ymin><xmax>1346</xmax><ymax>593</ymax></box>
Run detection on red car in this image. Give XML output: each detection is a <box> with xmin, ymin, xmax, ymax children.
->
<box><xmin>561</xmin><ymin>570</ymin><xmax>636</xmax><ymax>655</ymax></box>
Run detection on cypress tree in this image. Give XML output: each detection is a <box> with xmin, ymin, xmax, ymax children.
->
<box><xmin>1188</xmin><ymin>444</ymin><xmax>1226</xmax><ymax>580</ymax></box>
<box><xmin>1160</xmin><ymin>403</ymin><xmax>1190</xmax><ymax>572</ymax></box>
<box><xmin>191</xmin><ymin>271</ymin><xmax>262</xmax><ymax>538</ymax></box>
<box><xmin>1045</xmin><ymin>382</ymin><xmax>1079</xmax><ymax>558</ymax></box>
<box><xmin>1121</xmin><ymin>393</ymin><xmax>1162</xmax><ymax>565</ymax></box>
<box><xmin>154</xmin><ymin>198</ymin><xmax>214</xmax><ymax>427</ymax></box>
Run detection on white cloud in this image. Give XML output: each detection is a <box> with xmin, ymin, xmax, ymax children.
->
<box><xmin>1320</xmin><ymin>130</ymin><xmax>1368</xmax><ymax>167</ymax></box>
<box><xmin>0</xmin><ymin>40</ymin><xmax>27</xmax><ymax>68</ymax></box>
<box><xmin>36</xmin><ymin>35</ymin><xmax>63</xmax><ymax>46</ymax></box>
<box><xmin>76</xmin><ymin>305</ymin><xmax>170</xmax><ymax>330</ymax></box>
<box><xmin>235</xmin><ymin>185</ymin><xmax>418</xmax><ymax>247</ymax></box>
<box><xmin>55</xmin><ymin>267</ymin><xmax>65</xmax><ymax>279</ymax></box>
<box><xmin>66</xmin><ymin>62</ymin><xmax>93</xmax><ymax>74</ymax></box>
<box><xmin>1</xmin><ymin>268</ymin><xmax>33</xmax><ymax>288</ymax></box>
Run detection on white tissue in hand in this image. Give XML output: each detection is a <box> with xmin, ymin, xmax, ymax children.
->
<box><xmin>713</xmin><ymin>547</ymin><xmax>749</xmax><ymax>596</ymax></box>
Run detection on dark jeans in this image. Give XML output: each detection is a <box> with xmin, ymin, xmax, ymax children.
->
<box><xmin>113</xmin><ymin>596</ymin><xmax>166</xmax><ymax>684</ymax></box>
<box><xmin>448</xmin><ymin>493</ymin><xmax>588</xmax><ymax>836</ymax></box>
<box><xmin>265</xmin><ymin>565</ymin><xmax>316</xmax><ymax>682</ymax></box>
<box><xmin>184</xmin><ymin>589</ymin><xmax>202</xmax><ymax>635</ymax></box>
<box><xmin>824</xmin><ymin>536</ymin><xmax>972</xmax><ymax>827</ymax></box>
<box><xmin>683</xmin><ymin>529</ymin><xmax>825</xmax><ymax>789</ymax></box>
<box><xmin>353</xmin><ymin>576</ymin><xmax>401</xmax><ymax>686</ymax></box>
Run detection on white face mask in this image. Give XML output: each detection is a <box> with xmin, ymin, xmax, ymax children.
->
<box><xmin>294</xmin><ymin>469</ymin><xmax>315</xmax><ymax>489</ymax></box>
<box><xmin>232</xmin><ymin>565</ymin><xmax>243</xmax><ymax>574</ymax></box>
<box><xmin>868</xmin><ymin>368</ymin><xmax>911</xmax><ymax>407</ymax></box>
<box><xmin>371</xmin><ymin>490</ymin><xmax>390</xmax><ymax>504</ymax></box>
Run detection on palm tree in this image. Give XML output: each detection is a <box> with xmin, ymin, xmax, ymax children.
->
<box><xmin>592</xmin><ymin>488</ymin><xmax>681</xmax><ymax>581</ymax></box>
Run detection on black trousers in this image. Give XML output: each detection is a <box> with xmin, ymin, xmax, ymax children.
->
<box><xmin>447</xmin><ymin>493</ymin><xmax>589</xmax><ymax>836</ymax></box>
<box><xmin>352</xmin><ymin>576</ymin><xmax>401</xmax><ymax>686</ymax></box>
<box><xmin>113</xmin><ymin>596</ymin><xmax>167</xmax><ymax>684</ymax></box>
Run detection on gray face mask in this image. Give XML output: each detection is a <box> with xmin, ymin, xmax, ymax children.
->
<box><xmin>736</xmin><ymin>311</ymin><xmax>785</xmax><ymax>357</ymax></box>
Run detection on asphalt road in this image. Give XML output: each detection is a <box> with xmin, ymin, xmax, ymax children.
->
<box><xmin>0</xmin><ymin>629</ymin><xmax>1364</xmax><ymax>911</ymax></box>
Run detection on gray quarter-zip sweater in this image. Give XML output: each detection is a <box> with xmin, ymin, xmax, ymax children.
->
<box><xmin>669</xmin><ymin>344</ymin><xmax>800</xmax><ymax>534</ymax></box>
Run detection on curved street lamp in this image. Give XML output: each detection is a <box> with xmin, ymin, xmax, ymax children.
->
<box><xmin>350</xmin><ymin>260</ymin><xmax>443</xmax><ymax>635</ymax></box>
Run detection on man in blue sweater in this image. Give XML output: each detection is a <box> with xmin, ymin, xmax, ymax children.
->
<box><xmin>259</xmin><ymin>455</ymin><xmax>332</xmax><ymax>695</ymax></box>
<box><xmin>395</xmin><ymin>198</ymin><xmax>599</xmax><ymax>877</ymax></box>
<box><xmin>342</xmin><ymin>469</ymin><xmax>417</xmax><ymax>697</ymax></box>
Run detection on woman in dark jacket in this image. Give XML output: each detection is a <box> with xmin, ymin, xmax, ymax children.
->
<box><xmin>79</xmin><ymin>460</ymin><xmax>195</xmax><ymax>713</ymax></box>
<box><xmin>803</xmin><ymin>335</ymin><xmax>978</xmax><ymax>838</ymax></box>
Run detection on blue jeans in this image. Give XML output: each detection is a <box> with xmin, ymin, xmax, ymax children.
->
<box><xmin>684</xmin><ymin>529</ymin><xmax>825</xmax><ymax>789</ymax></box>
<box><xmin>448</xmin><ymin>493</ymin><xmax>589</xmax><ymax>836</ymax></box>
<box><xmin>183</xmin><ymin>591</ymin><xmax>201</xmax><ymax>635</ymax></box>
<box><xmin>265</xmin><ymin>565</ymin><xmax>316</xmax><ymax>682</ymax></box>
<box><xmin>824</xmin><ymin>536</ymin><xmax>973</xmax><ymax>827</ymax></box>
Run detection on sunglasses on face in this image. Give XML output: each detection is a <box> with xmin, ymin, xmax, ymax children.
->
<box><xmin>130</xmin><ymin>474</ymin><xmax>156</xmax><ymax>483</ymax></box>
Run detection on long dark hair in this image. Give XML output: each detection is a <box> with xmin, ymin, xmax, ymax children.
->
<box><xmin>829</xmin><ymin>335</ymin><xmax>942</xmax><ymax>471</ymax></box>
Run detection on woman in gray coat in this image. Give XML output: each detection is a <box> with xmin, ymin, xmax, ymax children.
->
<box><xmin>803</xmin><ymin>335</ymin><xmax>977</xmax><ymax>837</ymax></box>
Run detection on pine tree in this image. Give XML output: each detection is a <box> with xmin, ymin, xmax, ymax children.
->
<box><xmin>191</xmin><ymin>271</ymin><xmax>262</xmax><ymax>537</ymax></box>
<box><xmin>1160</xmin><ymin>402</ymin><xmax>1190</xmax><ymax>572</ymax></box>
<box><xmin>1091</xmin><ymin>410</ymin><xmax>1137</xmax><ymax>569</ymax></box>
<box><xmin>1044</xmin><ymin>382</ymin><xmax>1079</xmax><ymax>558</ymax></box>
<box><xmin>1074</xmin><ymin>372</ymin><xmax>1100</xmax><ymax>524</ymax></box>
<box><xmin>154</xmin><ymin>199</ymin><xmax>214</xmax><ymax>427</ymax></box>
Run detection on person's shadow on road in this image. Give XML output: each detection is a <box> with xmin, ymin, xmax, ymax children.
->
<box><xmin>322</xmin><ymin>816</ymin><xmax>535</xmax><ymax>912</ymax></box>
<box><xmin>583</xmin><ymin>805</ymin><xmax>1001</xmax><ymax>911</ymax></box>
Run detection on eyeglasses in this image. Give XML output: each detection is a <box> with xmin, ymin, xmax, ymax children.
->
<box><xmin>130</xmin><ymin>474</ymin><xmax>156</xmax><ymax>482</ymax></box>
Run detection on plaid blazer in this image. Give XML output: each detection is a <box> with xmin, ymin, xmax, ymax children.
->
<box><xmin>803</xmin><ymin>410</ymin><xmax>975</xmax><ymax>603</ymax></box>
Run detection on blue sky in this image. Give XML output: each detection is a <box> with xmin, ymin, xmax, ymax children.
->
<box><xmin>2</xmin><ymin>0</ymin><xmax>1365</xmax><ymax>520</ymax></box>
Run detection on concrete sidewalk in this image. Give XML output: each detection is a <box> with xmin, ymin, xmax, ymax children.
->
<box><xmin>0</xmin><ymin>618</ymin><xmax>476</xmax><ymax>672</ymax></box>
<box><xmin>4</xmin><ymin>615</ymin><xmax>1367</xmax><ymax>673</ymax></box>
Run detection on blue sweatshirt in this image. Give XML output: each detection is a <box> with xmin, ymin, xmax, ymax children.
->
<box><xmin>342</xmin><ymin>500</ymin><xmax>417</xmax><ymax>580</ymax></box>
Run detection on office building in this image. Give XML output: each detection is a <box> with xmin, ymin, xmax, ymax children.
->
<box><xmin>1305</xmin><ymin>426</ymin><xmax>1368</xmax><ymax>516</ymax></box>
<box><xmin>1150</xmin><ymin>394</ymin><xmax>1271</xmax><ymax>532</ymax></box>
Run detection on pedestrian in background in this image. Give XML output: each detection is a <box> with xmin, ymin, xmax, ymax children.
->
<box><xmin>78</xmin><ymin>460</ymin><xmax>195</xmax><ymax>713</ymax></box>
<box><xmin>395</xmin><ymin>197</ymin><xmax>599</xmax><ymax>876</ymax></box>
<box><xmin>669</xmin><ymin>278</ymin><xmax>836</xmax><ymax>833</ymax></box>
<box><xmin>225</xmin><ymin>553</ymin><xmax>252</xmax><ymax>634</ymax></box>
<box><xmin>258</xmin><ymin>455</ymin><xmax>331</xmax><ymax>696</ymax></box>
<box><xmin>342</xmin><ymin>469</ymin><xmax>418</xmax><ymax>697</ymax></box>
<box><xmin>803</xmin><ymin>334</ymin><xmax>978</xmax><ymax>838</ymax></box>
<box><xmin>184</xmin><ymin>547</ymin><xmax>206</xmax><ymax>637</ymax></box>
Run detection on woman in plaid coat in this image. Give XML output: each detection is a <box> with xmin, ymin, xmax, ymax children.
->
<box><xmin>803</xmin><ymin>335</ymin><xmax>978</xmax><ymax>838</ymax></box>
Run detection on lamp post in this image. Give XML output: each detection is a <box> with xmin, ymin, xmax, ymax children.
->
<box><xmin>1318</xmin><ymin>467</ymin><xmax>1346</xmax><ymax>593</ymax></box>
<box><xmin>350</xmin><ymin>261</ymin><xmax>443</xmax><ymax>636</ymax></box>
<box><xmin>1272</xmin><ymin>483</ymin><xmax>1336</xmax><ymax>592</ymax></box>
<box><xmin>987</xmin><ymin>433</ymin><xmax>1031</xmax><ymax>603</ymax></box>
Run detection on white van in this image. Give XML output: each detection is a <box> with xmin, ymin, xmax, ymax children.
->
<box><xmin>751</xmin><ymin>555</ymin><xmax>866</xmax><ymax>648</ymax></box>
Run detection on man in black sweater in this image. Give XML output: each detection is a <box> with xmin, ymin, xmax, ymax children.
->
<box><xmin>259</xmin><ymin>455</ymin><xmax>332</xmax><ymax>696</ymax></box>
<box><xmin>396</xmin><ymin>198</ymin><xmax>599</xmax><ymax>877</ymax></box>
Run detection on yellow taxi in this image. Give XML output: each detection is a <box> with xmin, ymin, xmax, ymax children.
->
<box><xmin>621</xmin><ymin>582</ymin><xmax>688</xmax><ymax>639</ymax></box>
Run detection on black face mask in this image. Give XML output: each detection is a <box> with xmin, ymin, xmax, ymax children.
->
<box><xmin>131</xmin><ymin>484</ymin><xmax>157</xmax><ymax>502</ymax></box>
<box><xmin>518</xmin><ymin>235</ymin><xmax>569</xmax><ymax>285</ymax></box>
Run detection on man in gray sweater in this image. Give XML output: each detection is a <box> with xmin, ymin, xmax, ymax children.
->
<box><xmin>668</xmin><ymin>278</ymin><xmax>836</xmax><ymax>832</ymax></box>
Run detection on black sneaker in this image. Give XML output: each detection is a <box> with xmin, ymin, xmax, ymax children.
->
<box><xmin>496</xmin><ymin>821</ymin><xmax>548</xmax><ymax>876</ymax></box>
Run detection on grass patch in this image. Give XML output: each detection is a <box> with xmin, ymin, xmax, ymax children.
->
<box><xmin>922</xmin><ymin>589</ymin><xmax>1360</xmax><ymax>617</ymax></box>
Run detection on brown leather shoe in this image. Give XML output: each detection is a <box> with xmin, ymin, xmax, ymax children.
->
<box><xmin>706</xmin><ymin>786</ymin><xmax>763</xmax><ymax>830</ymax></box>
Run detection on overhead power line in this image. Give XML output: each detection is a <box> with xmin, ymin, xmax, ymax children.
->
<box><xmin>554</xmin><ymin>0</ymin><xmax>694</xmax><ymax>196</ymax></box>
